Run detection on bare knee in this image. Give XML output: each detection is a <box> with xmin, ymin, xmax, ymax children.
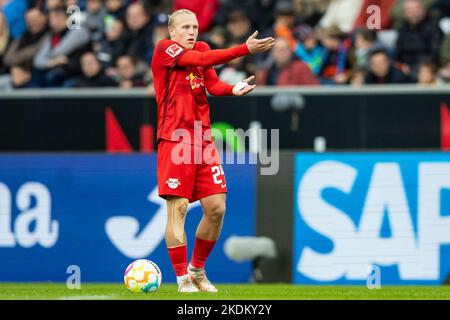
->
<box><xmin>205</xmin><ymin>202</ymin><xmax>226</xmax><ymax>224</ymax></box>
<box><xmin>177</xmin><ymin>199</ymin><xmax>188</xmax><ymax>218</ymax></box>
<box><xmin>168</xmin><ymin>197</ymin><xmax>189</xmax><ymax>221</ymax></box>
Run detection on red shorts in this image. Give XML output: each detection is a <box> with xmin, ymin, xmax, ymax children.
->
<box><xmin>157</xmin><ymin>140</ymin><xmax>227</xmax><ymax>203</ymax></box>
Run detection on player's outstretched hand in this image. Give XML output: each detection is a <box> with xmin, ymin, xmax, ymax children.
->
<box><xmin>245</xmin><ymin>31</ymin><xmax>275</xmax><ymax>54</ymax></box>
<box><xmin>233</xmin><ymin>75</ymin><xmax>256</xmax><ymax>96</ymax></box>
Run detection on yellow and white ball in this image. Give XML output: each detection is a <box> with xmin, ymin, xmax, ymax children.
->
<box><xmin>124</xmin><ymin>259</ymin><xmax>162</xmax><ymax>293</ymax></box>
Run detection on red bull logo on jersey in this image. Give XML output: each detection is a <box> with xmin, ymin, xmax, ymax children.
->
<box><xmin>186</xmin><ymin>73</ymin><xmax>204</xmax><ymax>90</ymax></box>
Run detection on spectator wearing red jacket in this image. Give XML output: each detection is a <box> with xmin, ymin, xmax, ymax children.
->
<box><xmin>173</xmin><ymin>0</ymin><xmax>219</xmax><ymax>34</ymax></box>
<box><xmin>257</xmin><ymin>37</ymin><xmax>319</xmax><ymax>86</ymax></box>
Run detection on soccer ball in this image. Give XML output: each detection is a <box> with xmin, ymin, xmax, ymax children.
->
<box><xmin>124</xmin><ymin>259</ymin><xmax>162</xmax><ymax>293</ymax></box>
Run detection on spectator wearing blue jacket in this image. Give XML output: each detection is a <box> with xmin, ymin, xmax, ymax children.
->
<box><xmin>318</xmin><ymin>25</ymin><xmax>351</xmax><ymax>84</ymax></box>
<box><xmin>1</xmin><ymin>0</ymin><xmax>28</xmax><ymax>39</ymax></box>
<box><xmin>293</xmin><ymin>25</ymin><xmax>324</xmax><ymax>75</ymax></box>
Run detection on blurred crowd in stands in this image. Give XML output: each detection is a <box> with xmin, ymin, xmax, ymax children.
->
<box><xmin>0</xmin><ymin>0</ymin><xmax>450</xmax><ymax>91</ymax></box>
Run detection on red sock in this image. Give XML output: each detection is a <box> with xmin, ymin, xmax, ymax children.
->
<box><xmin>190</xmin><ymin>237</ymin><xmax>216</xmax><ymax>269</ymax></box>
<box><xmin>167</xmin><ymin>245</ymin><xmax>188</xmax><ymax>276</ymax></box>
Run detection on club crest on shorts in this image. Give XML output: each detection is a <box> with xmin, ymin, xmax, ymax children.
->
<box><xmin>166</xmin><ymin>178</ymin><xmax>181</xmax><ymax>189</ymax></box>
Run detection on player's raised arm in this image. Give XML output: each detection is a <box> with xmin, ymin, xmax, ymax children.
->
<box><xmin>177</xmin><ymin>33</ymin><xmax>274</xmax><ymax>68</ymax></box>
<box><xmin>177</xmin><ymin>44</ymin><xmax>250</xmax><ymax>67</ymax></box>
<box><xmin>163</xmin><ymin>8</ymin><xmax>274</xmax><ymax>68</ymax></box>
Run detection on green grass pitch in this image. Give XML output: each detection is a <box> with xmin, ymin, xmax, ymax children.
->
<box><xmin>0</xmin><ymin>283</ymin><xmax>449</xmax><ymax>300</ymax></box>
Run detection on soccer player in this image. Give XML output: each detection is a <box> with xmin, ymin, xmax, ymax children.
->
<box><xmin>151</xmin><ymin>9</ymin><xmax>274</xmax><ymax>293</ymax></box>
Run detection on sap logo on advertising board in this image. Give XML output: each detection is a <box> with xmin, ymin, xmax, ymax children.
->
<box><xmin>296</xmin><ymin>161</ymin><xmax>450</xmax><ymax>282</ymax></box>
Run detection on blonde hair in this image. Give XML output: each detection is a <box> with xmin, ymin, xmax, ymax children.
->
<box><xmin>168</xmin><ymin>9</ymin><xmax>197</xmax><ymax>27</ymax></box>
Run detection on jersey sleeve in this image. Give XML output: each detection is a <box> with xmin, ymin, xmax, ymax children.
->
<box><xmin>153</xmin><ymin>39</ymin><xmax>187</xmax><ymax>68</ymax></box>
<box><xmin>177</xmin><ymin>42</ymin><xmax>250</xmax><ymax>68</ymax></box>
<box><xmin>200</xmin><ymin>42</ymin><xmax>234</xmax><ymax>96</ymax></box>
<box><xmin>204</xmin><ymin>67</ymin><xmax>234</xmax><ymax>96</ymax></box>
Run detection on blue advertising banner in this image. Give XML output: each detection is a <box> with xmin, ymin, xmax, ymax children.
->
<box><xmin>0</xmin><ymin>154</ymin><xmax>256</xmax><ymax>283</ymax></box>
<box><xmin>294</xmin><ymin>153</ymin><xmax>450</xmax><ymax>285</ymax></box>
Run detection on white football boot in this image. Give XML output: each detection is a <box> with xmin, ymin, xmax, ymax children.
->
<box><xmin>188</xmin><ymin>264</ymin><xmax>218</xmax><ymax>293</ymax></box>
<box><xmin>177</xmin><ymin>275</ymin><xmax>200</xmax><ymax>293</ymax></box>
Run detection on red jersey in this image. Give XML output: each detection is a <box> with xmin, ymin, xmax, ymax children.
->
<box><xmin>151</xmin><ymin>39</ymin><xmax>249</xmax><ymax>145</ymax></box>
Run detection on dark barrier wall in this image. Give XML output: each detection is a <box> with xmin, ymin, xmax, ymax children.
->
<box><xmin>0</xmin><ymin>96</ymin><xmax>153</xmax><ymax>151</ymax></box>
<box><xmin>256</xmin><ymin>151</ymin><xmax>295</xmax><ymax>283</ymax></box>
<box><xmin>1</xmin><ymin>86</ymin><xmax>449</xmax><ymax>151</ymax></box>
